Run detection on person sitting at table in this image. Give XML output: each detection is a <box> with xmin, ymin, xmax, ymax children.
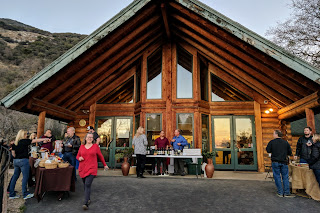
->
<box><xmin>155</xmin><ymin>130</ymin><xmax>169</xmax><ymax>175</ymax></box>
<box><xmin>40</xmin><ymin>129</ymin><xmax>55</xmax><ymax>152</ymax></box>
<box><xmin>8</xmin><ymin>130</ymin><xmax>50</xmax><ymax>200</ymax></box>
<box><xmin>77</xmin><ymin>132</ymin><xmax>108</xmax><ymax>210</ymax></box>
<box><xmin>294</xmin><ymin>126</ymin><xmax>313</xmax><ymax>163</ymax></box>
<box><xmin>171</xmin><ymin>129</ymin><xmax>188</xmax><ymax>176</ymax></box>
<box><xmin>132</xmin><ymin>126</ymin><xmax>148</xmax><ymax>178</ymax></box>
<box><xmin>307</xmin><ymin>133</ymin><xmax>320</xmax><ymax>187</ymax></box>
<box><xmin>62</xmin><ymin>127</ymin><xmax>81</xmax><ymax>181</ymax></box>
<box><xmin>266</xmin><ymin>130</ymin><xmax>294</xmax><ymax>198</ymax></box>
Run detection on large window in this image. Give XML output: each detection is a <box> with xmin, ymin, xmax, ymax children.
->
<box><xmin>202</xmin><ymin>114</ymin><xmax>209</xmax><ymax>152</ymax></box>
<box><xmin>200</xmin><ymin>59</ymin><xmax>208</xmax><ymax>101</ymax></box>
<box><xmin>147</xmin><ymin>48</ymin><xmax>162</xmax><ymax>99</ymax></box>
<box><xmin>177</xmin><ymin>113</ymin><xmax>193</xmax><ymax>147</ymax></box>
<box><xmin>177</xmin><ymin>46</ymin><xmax>193</xmax><ymax>99</ymax></box>
<box><xmin>146</xmin><ymin>114</ymin><xmax>162</xmax><ymax>146</ymax></box>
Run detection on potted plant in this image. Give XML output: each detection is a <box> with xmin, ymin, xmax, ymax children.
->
<box><xmin>121</xmin><ymin>148</ymin><xmax>134</xmax><ymax>176</ymax></box>
<box><xmin>203</xmin><ymin>151</ymin><xmax>215</xmax><ymax>178</ymax></box>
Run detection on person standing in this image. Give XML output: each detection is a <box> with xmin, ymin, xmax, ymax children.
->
<box><xmin>77</xmin><ymin>132</ymin><xmax>108</xmax><ymax>210</ymax></box>
<box><xmin>62</xmin><ymin>127</ymin><xmax>81</xmax><ymax>181</ymax></box>
<box><xmin>307</xmin><ymin>134</ymin><xmax>320</xmax><ymax>187</ymax></box>
<box><xmin>40</xmin><ymin>129</ymin><xmax>55</xmax><ymax>152</ymax></box>
<box><xmin>155</xmin><ymin>130</ymin><xmax>169</xmax><ymax>175</ymax></box>
<box><xmin>266</xmin><ymin>130</ymin><xmax>294</xmax><ymax>198</ymax></box>
<box><xmin>9</xmin><ymin>130</ymin><xmax>49</xmax><ymax>200</ymax></box>
<box><xmin>171</xmin><ymin>129</ymin><xmax>188</xmax><ymax>176</ymax></box>
<box><xmin>86</xmin><ymin>126</ymin><xmax>101</xmax><ymax>144</ymax></box>
<box><xmin>132</xmin><ymin>127</ymin><xmax>148</xmax><ymax>178</ymax></box>
<box><xmin>294</xmin><ymin>126</ymin><xmax>313</xmax><ymax>163</ymax></box>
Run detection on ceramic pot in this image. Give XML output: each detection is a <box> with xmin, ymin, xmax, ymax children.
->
<box><xmin>121</xmin><ymin>157</ymin><xmax>130</xmax><ymax>176</ymax></box>
<box><xmin>205</xmin><ymin>158</ymin><xmax>214</xmax><ymax>178</ymax></box>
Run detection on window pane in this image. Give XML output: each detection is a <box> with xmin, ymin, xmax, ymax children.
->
<box><xmin>213</xmin><ymin>118</ymin><xmax>231</xmax><ymax>148</ymax></box>
<box><xmin>177</xmin><ymin>114</ymin><xmax>193</xmax><ymax>146</ymax></box>
<box><xmin>177</xmin><ymin>46</ymin><xmax>193</xmax><ymax>98</ymax></box>
<box><xmin>97</xmin><ymin>118</ymin><xmax>112</xmax><ymax>148</ymax></box>
<box><xmin>147</xmin><ymin>48</ymin><xmax>162</xmax><ymax>99</ymax></box>
<box><xmin>200</xmin><ymin>59</ymin><xmax>208</xmax><ymax>101</ymax></box>
<box><xmin>147</xmin><ymin>114</ymin><xmax>161</xmax><ymax>146</ymax></box>
<box><xmin>215</xmin><ymin>151</ymin><xmax>231</xmax><ymax>165</ymax></box>
<box><xmin>238</xmin><ymin>151</ymin><xmax>254</xmax><ymax>165</ymax></box>
<box><xmin>116</xmin><ymin>119</ymin><xmax>131</xmax><ymax>147</ymax></box>
<box><xmin>201</xmin><ymin>114</ymin><xmax>209</xmax><ymax>152</ymax></box>
<box><xmin>235</xmin><ymin>118</ymin><xmax>253</xmax><ymax>148</ymax></box>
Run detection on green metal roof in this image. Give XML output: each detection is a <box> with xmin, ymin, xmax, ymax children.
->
<box><xmin>1</xmin><ymin>0</ymin><xmax>320</xmax><ymax>108</ymax></box>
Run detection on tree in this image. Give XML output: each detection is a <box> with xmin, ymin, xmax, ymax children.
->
<box><xmin>266</xmin><ymin>0</ymin><xmax>320</xmax><ymax>68</ymax></box>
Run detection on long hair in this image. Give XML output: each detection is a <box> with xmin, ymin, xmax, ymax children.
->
<box><xmin>83</xmin><ymin>132</ymin><xmax>94</xmax><ymax>144</ymax></box>
<box><xmin>29</xmin><ymin>133</ymin><xmax>36</xmax><ymax>140</ymax></box>
<box><xmin>15</xmin><ymin>130</ymin><xmax>27</xmax><ymax>146</ymax></box>
<box><xmin>313</xmin><ymin>134</ymin><xmax>320</xmax><ymax>143</ymax></box>
<box><xmin>135</xmin><ymin>126</ymin><xmax>144</xmax><ymax>138</ymax></box>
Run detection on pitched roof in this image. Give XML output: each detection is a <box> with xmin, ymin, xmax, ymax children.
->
<box><xmin>1</xmin><ymin>0</ymin><xmax>320</xmax><ymax>110</ymax></box>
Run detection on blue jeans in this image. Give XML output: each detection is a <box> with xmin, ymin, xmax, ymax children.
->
<box><xmin>9</xmin><ymin>158</ymin><xmax>30</xmax><ymax>197</ymax></box>
<box><xmin>313</xmin><ymin>169</ymin><xmax>320</xmax><ymax>187</ymax></box>
<box><xmin>272</xmin><ymin>162</ymin><xmax>290</xmax><ymax>195</ymax></box>
<box><xmin>63</xmin><ymin>152</ymin><xmax>77</xmax><ymax>180</ymax></box>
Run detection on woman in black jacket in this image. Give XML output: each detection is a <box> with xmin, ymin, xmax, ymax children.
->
<box><xmin>307</xmin><ymin>134</ymin><xmax>320</xmax><ymax>187</ymax></box>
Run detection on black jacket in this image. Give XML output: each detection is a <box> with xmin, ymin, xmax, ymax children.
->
<box><xmin>62</xmin><ymin>134</ymin><xmax>81</xmax><ymax>155</ymax></box>
<box><xmin>266</xmin><ymin>138</ymin><xmax>292</xmax><ymax>164</ymax></box>
<box><xmin>308</xmin><ymin>142</ymin><xmax>320</xmax><ymax>170</ymax></box>
<box><xmin>296</xmin><ymin>136</ymin><xmax>312</xmax><ymax>160</ymax></box>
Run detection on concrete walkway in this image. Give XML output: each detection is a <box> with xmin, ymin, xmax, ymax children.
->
<box><xmin>24</xmin><ymin>173</ymin><xmax>320</xmax><ymax>213</ymax></box>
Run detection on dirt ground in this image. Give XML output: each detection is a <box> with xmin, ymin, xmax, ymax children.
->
<box><xmin>7</xmin><ymin>173</ymin><xmax>26</xmax><ymax>213</ymax></box>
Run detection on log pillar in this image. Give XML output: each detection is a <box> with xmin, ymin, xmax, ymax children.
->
<box><xmin>305</xmin><ymin>108</ymin><xmax>316</xmax><ymax>133</ymax></box>
<box><xmin>254</xmin><ymin>101</ymin><xmax>264</xmax><ymax>172</ymax></box>
<box><xmin>37</xmin><ymin>111</ymin><xmax>46</xmax><ymax>138</ymax></box>
<box><xmin>89</xmin><ymin>102</ymin><xmax>97</xmax><ymax>127</ymax></box>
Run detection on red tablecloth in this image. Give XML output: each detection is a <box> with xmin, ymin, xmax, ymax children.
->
<box><xmin>34</xmin><ymin>166</ymin><xmax>75</xmax><ymax>202</ymax></box>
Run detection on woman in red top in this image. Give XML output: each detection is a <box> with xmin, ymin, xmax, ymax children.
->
<box><xmin>76</xmin><ymin>132</ymin><xmax>108</xmax><ymax>210</ymax></box>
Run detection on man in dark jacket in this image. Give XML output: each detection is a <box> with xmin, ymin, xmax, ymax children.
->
<box><xmin>266</xmin><ymin>130</ymin><xmax>294</xmax><ymax>197</ymax></box>
<box><xmin>294</xmin><ymin>126</ymin><xmax>313</xmax><ymax>163</ymax></box>
<box><xmin>62</xmin><ymin>127</ymin><xmax>81</xmax><ymax>180</ymax></box>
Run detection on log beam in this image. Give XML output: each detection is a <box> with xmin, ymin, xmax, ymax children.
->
<box><xmin>161</xmin><ymin>3</ymin><xmax>171</xmax><ymax>39</ymax></box>
<box><xmin>89</xmin><ymin>102</ymin><xmax>96</xmax><ymax>127</ymax></box>
<box><xmin>37</xmin><ymin>111</ymin><xmax>46</xmax><ymax>139</ymax></box>
<box><xmin>305</xmin><ymin>108</ymin><xmax>316</xmax><ymax>133</ymax></box>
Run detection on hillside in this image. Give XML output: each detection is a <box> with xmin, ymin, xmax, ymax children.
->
<box><xmin>0</xmin><ymin>18</ymin><xmax>87</xmax><ymax>140</ymax></box>
<box><xmin>0</xmin><ymin>18</ymin><xmax>87</xmax><ymax>99</ymax></box>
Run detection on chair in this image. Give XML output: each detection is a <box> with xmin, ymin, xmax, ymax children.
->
<box><xmin>264</xmin><ymin>164</ymin><xmax>274</xmax><ymax>181</ymax></box>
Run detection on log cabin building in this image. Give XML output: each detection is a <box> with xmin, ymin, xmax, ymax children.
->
<box><xmin>1</xmin><ymin>0</ymin><xmax>320</xmax><ymax>171</ymax></box>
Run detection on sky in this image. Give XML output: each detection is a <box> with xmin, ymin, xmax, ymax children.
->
<box><xmin>0</xmin><ymin>0</ymin><xmax>293</xmax><ymax>37</ymax></box>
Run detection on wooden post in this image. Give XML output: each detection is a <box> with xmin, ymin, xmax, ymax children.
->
<box><xmin>194</xmin><ymin>111</ymin><xmax>200</xmax><ymax>148</ymax></box>
<box><xmin>254</xmin><ymin>102</ymin><xmax>264</xmax><ymax>172</ymax></box>
<box><xmin>37</xmin><ymin>111</ymin><xmax>46</xmax><ymax>138</ymax></box>
<box><xmin>89</xmin><ymin>102</ymin><xmax>97</xmax><ymax>127</ymax></box>
<box><xmin>305</xmin><ymin>108</ymin><xmax>316</xmax><ymax>133</ymax></box>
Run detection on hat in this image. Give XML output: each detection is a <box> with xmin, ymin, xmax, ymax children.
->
<box><xmin>87</xmin><ymin>126</ymin><xmax>94</xmax><ymax>131</ymax></box>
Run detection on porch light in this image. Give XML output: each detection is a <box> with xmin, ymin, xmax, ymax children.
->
<box><xmin>265</xmin><ymin>110</ymin><xmax>270</xmax><ymax>114</ymax></box>
<box><xmin>269</xmin><ymin>108</ymin><xmax>273</xmax><ymax>112</ymax></box>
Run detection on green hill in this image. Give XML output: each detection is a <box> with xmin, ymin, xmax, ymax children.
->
<box><xmin>0</xmin><ymin>18</ymin><xmax>87</xmax><ymax>99</ymax></box>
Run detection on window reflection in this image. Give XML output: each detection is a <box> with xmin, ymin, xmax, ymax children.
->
<box><xmin>146</xmin><ymin>114</ymin><xmax>161</xmax><ymax>146</ymax></box>
<box><xmin>213</xmin><ymin>118</ymin><xmax>231</xmax><ymax>148</ymax></box>
<box><xmin>177</xmin><ymin>114</ymin><xmax>193</xmax><ymax>146</ymax></box>
<box><xmin>147</xmin><ymin>48</ymin><xmax>162</xmax><ymax>99</ymax></box>
<box><xmin>201</xmin><ymin>114</ymin><xmax>209</xmax><ymax>152</ymax></box>
<box><xmin>238</xmin><ymin>151</ymin><xmax>254</xmax><ymax>165</ymax></box>
<box><xmin>177</xmin><ymin>46</ymin><xmax>193</xmax><ymax>98</ymax></box>
<box><xmin>116</xmin><ymin>119</ymin><xmax>131</xmax><ymax>147</ymax></box>
<box><xmin>235</xmin><ymin>118</ymin><xmax>253</xmax><ymax>149</ymax></box>
<box><xmin>135</xmin><ymin>114</ymin><xmax>140</xmax><ymax>134</ymax></box>
<box><xmin>215</xmin><ymin>151</ymin><xmax>231</xmax><ymax>165</ymax></box>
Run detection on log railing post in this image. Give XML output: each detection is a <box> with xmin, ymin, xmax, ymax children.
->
<box><xmin>37</xmin><ymin>111</ymin><xmax>46</xmax><ymax>139</ymax></box>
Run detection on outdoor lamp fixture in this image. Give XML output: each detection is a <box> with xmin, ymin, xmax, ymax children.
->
<box><xmin>264</xmin><ymin>108</ymin><xmax>274</xmax><ymax>114</ymax></box>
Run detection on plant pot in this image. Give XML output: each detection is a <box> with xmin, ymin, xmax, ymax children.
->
<box><xmin>205</xmin><ymin>158</ymin><xmax>214</xmax><ymax>178</ymax></box>
<box><xmin>121</xmin><ymin>157</ymin><xmax>130</xmax><ymax>176</ymax></box>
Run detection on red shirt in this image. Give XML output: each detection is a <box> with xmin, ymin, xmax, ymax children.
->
<box><xmin>155</xmin><ymin>137</ymin><xmax>169</xmax><ymax>149</ymax></box>
<box><xmin>76</xmin><ymin>144</ymin><xmax>106</xmax><ymax>178</ymax></box>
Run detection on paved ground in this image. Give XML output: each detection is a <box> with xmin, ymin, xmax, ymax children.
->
<box><xmin>24</xmin><ymin>176</ymin><xmax>320</xmax><ymax>213</ymax></box>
